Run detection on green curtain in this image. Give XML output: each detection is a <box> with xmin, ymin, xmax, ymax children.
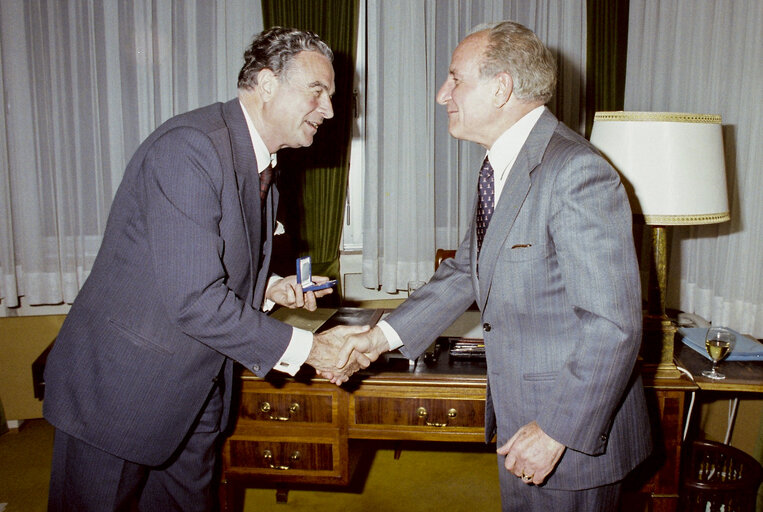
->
<box><xmin>585</xmin><ymin>0</ymin><xmax>630</xmax><ymax>138</ymax></box>
<box><xmin>262</xmin><ymin>0</ymin><xmax>359</xmax><ymax>290</ymax></box>
<box><xmin>586</xmin><ymin>1</ymin><xmax>653</xmax><ymax>296</ymax></box>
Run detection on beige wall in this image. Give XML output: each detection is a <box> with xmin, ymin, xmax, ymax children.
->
<box><xmin>697</xmin><ymin>394</ymin><xmax>763</xmax><ymax>460</ymax></box>
<box><xmin>0</xmin><ymin>315</ymin><xmax>65</xmax><ymax>420</ymax></box>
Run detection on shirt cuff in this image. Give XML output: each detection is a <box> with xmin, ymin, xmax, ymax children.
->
<box><xmin>272</xmin><ymin>327</ymin><xmax>313</xmax><ymax>376</ymax></box>
<box><xmin>377</xmin><ymin>320</ymin><xmax>404</xmax><ymax>350</ymax></box>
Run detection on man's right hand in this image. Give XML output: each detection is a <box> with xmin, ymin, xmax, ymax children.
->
<box><xmin>334</xmin><ymin>326</ymin><xmax>390</xmax><ymax>375</ymax></box>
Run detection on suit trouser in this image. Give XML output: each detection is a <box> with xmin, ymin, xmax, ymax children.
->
<box><xmin>497</xmin><ymin>457</ymin><xmax>621</xmax><ymax>512</ymax></box>
<box><xmin>48</xmin><ymin>382</ymin><xmax>223</xmax><ymax>512</ymax></box>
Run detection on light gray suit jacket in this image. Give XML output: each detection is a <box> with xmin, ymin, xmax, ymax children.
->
<box><xmin>44</xmin><ymin>99</ymin><xmax>293</xmax><ymax>466</ymax></box>
<box><xmin>386</xmin><ymin>108</ymin><xmax>651</xmax><ymax>490</ymax></box>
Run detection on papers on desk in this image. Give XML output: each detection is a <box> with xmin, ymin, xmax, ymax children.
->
<box><xmin>679</xmin><ymin>327</ymin><xmax>763</xmax><ymax>361</ymax></box>
<box><xmin>448</xmin><ymin>338</ymin><xmax>485</xmax><ymax>360</ymax></box>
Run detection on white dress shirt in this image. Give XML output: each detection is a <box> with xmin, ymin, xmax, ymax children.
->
<box><xmin>240</xmin><ymin>101</ymin><xmax>313</xmax><ymax>375</ymax></box>
<box><xmin>378</xmin><ymin>106</ymin><xmax>546</xmax><ymax>351</ymax></box>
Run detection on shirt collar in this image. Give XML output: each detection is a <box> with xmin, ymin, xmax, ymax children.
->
<box><xmin>239</xmin><ymin>100</ymin><xmax>277</xmax><ymax>173</ymax></box>
<box><xmin>486</xmin><ymin>105</ymin><xmax>545</xmax><ymax>181</ymax></box>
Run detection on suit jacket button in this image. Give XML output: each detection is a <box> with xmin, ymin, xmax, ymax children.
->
<box><xmin>483</xmin><ymin>323</ymin><xmax>491</xmax><ymax>332</ymax></box>
<box><xmin>252</xmin><ymin>364</ymin><xmax>260</xmax><ymax>372</ymax></box>
<box><xmin>600</xmin><ymin>434</ymin><xmax>608</xmax><ymax>442</ymax></box>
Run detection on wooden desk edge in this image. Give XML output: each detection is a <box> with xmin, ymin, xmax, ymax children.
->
<box><xmin>244</xmin><ymin>368</ymin><xmax>695</xmax><ymax>392</ymax></box>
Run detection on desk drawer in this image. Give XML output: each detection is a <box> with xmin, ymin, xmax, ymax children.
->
<box><xmin>349</xmin><ymin>386</ymin><xmax>485</xmax><ymax>440</ymax></box>
<box><xmin>228</xmin><ymin>439</ymin><xmax>334</xmax><ymax>471</ymax></box>
<box><xmin>223</xmin><ymin>428</ymin><xmax>351</xmax><ymax>485</ymax></box>
<box><xmin>353</xmin><ymin>396</ymin><xmax>484</xmax><ymax>427</ymax></box>
<box><xmin>238</xmin><ymin>382</ymin><xmax>340</xmax><ymax>426</ymax></box>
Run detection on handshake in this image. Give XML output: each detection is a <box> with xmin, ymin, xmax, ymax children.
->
<box><xmin>304</xmin><ymin>324</ymin><xmax>391</xmax><ymax>385</ymax></box>
<box><xmin>265</xmin><ymin>273</ymin><xmax>393</xmax><ymax>384</ymax></box>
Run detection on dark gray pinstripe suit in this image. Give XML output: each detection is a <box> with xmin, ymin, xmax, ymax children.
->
<box><xmin>386</xmin><ymin>109</ymin><xmax>652</xmax><ymax>500</ymax></box>
<box><xmin>43</xmin><ymin>98</ymin><xmax>292</xmax><ymax>506</ymax></box>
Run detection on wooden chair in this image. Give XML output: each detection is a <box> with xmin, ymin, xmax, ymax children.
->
<box><xmin>435</xmin><ymin>249</ymin><xmax>456</xmax><ymax>271</ymax></box>
<box><xmin>679</xmin><ymin>439</ymin><xmax>763</xmax><ymax>511</ymax></box>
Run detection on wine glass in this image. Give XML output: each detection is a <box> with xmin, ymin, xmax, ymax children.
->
<box><xmin>701</xmin><ymin>327</ymin><xmax>735</xmax><ymax>380</ymax></box>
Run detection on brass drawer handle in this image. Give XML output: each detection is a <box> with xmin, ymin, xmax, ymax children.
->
<box><xmin>259</xmin><ymin>401</ymin><xmax>300</xmax><ymax>421</ymax></box>
<box><xmin>262</xmin><ymin>449</ymin><xmax>301</xmax><ymax>470</ymax></box>
<box><xmin>416</xmin><ymin>406</ymin><xmax>457</xmax><ymax>427</ymax></box>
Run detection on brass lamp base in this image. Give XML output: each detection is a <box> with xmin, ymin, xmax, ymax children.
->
<box><xmin>639</xmin><ymin>315</ymin><xmax>681</xmax><ymax>379</ymax></box>
<box><xmin>637</xmin><ymin>225</ymin><xmax>681</xmax><ymax>379</ymax></box>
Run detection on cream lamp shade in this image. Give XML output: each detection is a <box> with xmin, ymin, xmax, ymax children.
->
<box><xmin>590</xmin><ymin>112</ymin><xmax>730</xmax><ymax>225</ymax></box>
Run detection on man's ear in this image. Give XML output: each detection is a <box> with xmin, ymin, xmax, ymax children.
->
<box><xmin>494</xmin><ymin>72</ymin><xmax>513</xmax><ymax>108</ymax></box>
<box><xmin>257</xmin><ymin>68</ymin><xmax>279</xmax><ymax>101</ymax></box>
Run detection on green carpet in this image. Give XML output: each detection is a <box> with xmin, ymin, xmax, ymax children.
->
<box><xmin>244</xmin><ymin>442</ymin><xmax>501</xmax><ymax>511</ymax></box>
<box><xmin>0</xmin><ymin>419</ymin><xmax>54</xmax><ymax>512</ymax></box>
<box><xmin>0</xmin><ymin>420</ymin><xmax>500</xmax><ymax>511</ymax></box>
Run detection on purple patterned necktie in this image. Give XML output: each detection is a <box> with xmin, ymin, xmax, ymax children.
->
<box><xmin>476</xmin><ymin>157</ymin><xmax>495</xmax><ymax>254</ymax></box>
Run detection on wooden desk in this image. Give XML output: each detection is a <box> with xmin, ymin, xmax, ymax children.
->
<box><xmin>219</xmin><ymin>308</ymin><xmax>699</xmax><ymax>512</ymax></box>
<box><xmin>629</xmin><ymin>372</ymin><xmax>697</xmax><ymax>512</ymax></box>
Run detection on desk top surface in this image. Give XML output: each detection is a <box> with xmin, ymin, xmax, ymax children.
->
<box><xmin>260</xmin><ymin>307</ymin><xmax>711</xmax><ymax>391</ymax></box>
<box><xmin>266</xmin><ymin>306</ymin><xmax>763</xmax><ymax>393</ymax></box>
<box><xmin>675</xmin><ymin>342</ymin><xmax>763</xmax><ymax>393</ymax></box>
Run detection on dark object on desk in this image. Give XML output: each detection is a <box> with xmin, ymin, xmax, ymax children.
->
<box><xmin>679</xmin><ymin>439</ymin><xmax>762</xmax><ymax>512</ymax></box>
<box><xmin>32</xmin><ymin>340</ymin><xmax>55</xmax><ymax>400</ymax></box>
<box><xmin>356</xmin><ymin>337</ymin><xmax>487</xmax><ymax>379</ymax></box>
<box><xmin>322</xmin><ymin>307</ymin><xmax>384</xmax><ymax>329</ymax></box>
<box><xmin>422</xmin><ymin>340</ymin><xmax>442</xmax><ymax>365</ymax></box>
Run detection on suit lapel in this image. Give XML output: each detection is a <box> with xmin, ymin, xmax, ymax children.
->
<box><xmin>476</xmin><ymin>158</ymin><xmax>531</xmax><ymax>310</ymax></box>
<box><xmin>222</xmin><ymin>99</ymin><xmax>265</xmax><ymax>306</ymax></box>
<box><xmin>476</xmin><ymin>109</ymin><xmax>559</xmax><ymax>310</ymax></box>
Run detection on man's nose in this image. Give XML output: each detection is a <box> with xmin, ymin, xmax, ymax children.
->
<box><xmin>320</xmin><ymin>96</ymin><xmax>334</xmax><ymax>119</ymax></box>
<box><xmin>436</xmin><ymin>81</ymin><xmax>451</xmax><ymax>105</ymax></box>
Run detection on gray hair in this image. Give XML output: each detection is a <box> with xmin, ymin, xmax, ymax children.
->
<box><xmin>237</xmin><ymin>26</ymin><xmax>333</xmax><ymax>89</ymax></box>
<box><xmin>471</xmin><ymin>21</ymin><xmax>557</xmax><ymax>104</ymax></box>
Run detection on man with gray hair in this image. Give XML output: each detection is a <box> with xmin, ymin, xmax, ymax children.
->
<box><xmin>337</xmin><ymin>20</ymin><xmax>652</xmax><ymax>510</ymax></box>
<box><xmin>44</xmin><ymin>26</ymin><xmax>365</xmax><ymax>511</ymax></box>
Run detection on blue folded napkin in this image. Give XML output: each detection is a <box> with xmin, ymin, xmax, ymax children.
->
<box><xmin>678</xmin><ymin>327</ymin><xmax>763</xmax><ymax>361</ymax></box>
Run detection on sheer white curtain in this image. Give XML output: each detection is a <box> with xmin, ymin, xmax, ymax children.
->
<box><xmin>0</xmin><ymin>0</ymin><xmax>263</xmax><ymax>309</ymax></box>
<box><xmin>625</xmin><ymin>0</ymin><xmax>763</xmax><ymax>337</ymax></box>
<box><xmin>362</xmin><ymin>0</ymin><xmax>436</xmax><ymax>293</ymax></box>
<box><xmin>362</xmin><ymin>0</ymin><xmax>587</xmax><ymax>292</ymax></box>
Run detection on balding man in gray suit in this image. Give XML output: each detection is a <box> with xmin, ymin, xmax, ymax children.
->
<box><xmin>337</xmin><ymin>21</ymin><xmax>651</xmax><ymax>511</ymax></box>
<box><xmin>43</xmin><ymin>27</ymin><xmax>366</xmax><ymax>511</ymax></box>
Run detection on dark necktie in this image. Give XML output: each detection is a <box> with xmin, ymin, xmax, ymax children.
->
<box><xmin>476</xmin><ymin>157</ymin><xmax>495</xmax><ymax>254</ymax></box>
<box><xmin>259</xmin><ymin>164</ymin><xmax>273</xmax><ymax>202</ymax></box>
<box><xmin>258</xmin><ymin>165</ymin><xmax>274</xmax><ymax>253</ymax></box>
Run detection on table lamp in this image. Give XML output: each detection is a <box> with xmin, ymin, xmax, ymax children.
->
<box><xmin>590</xmin><ymin>112</ymin><xmax>730</xmax><ymax>378</ymax></box>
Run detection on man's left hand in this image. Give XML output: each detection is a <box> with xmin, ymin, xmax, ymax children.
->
<box><xmin>265</xmin><ymin>275</ymin><xmax>333</xmax><ymax>311</ymax></box>
<box><xmin>497</xmin><ymin>421</ymin><xmax>566</xmax><ymax>485</ymax></box>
